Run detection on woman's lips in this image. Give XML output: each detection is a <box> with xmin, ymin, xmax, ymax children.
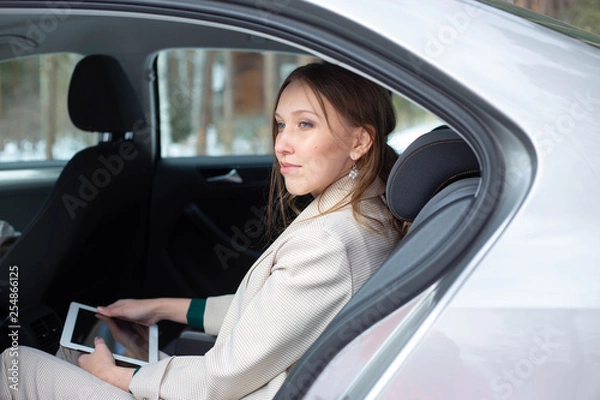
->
<box><xmin>280</xmin><ymin>162</ymin><xmax>300</xmax><ymax>174</ymax></box>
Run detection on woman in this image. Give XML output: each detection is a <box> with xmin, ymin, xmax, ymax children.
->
<box><xmin>1</xmin><ymin>62</ymin><xmax>405</xmax><ymax>399</ymax></box>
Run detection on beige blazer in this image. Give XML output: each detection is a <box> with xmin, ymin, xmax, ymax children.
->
<box><xmin>129</xmin><ymin>176</ymin><xmax>399</xmax><ymax>399</ymax></box>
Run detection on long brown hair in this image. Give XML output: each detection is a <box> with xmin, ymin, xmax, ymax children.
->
<box><xmin>266</xmin><ymin>62</ymin><xmax>405</xmax><ymax>238</ymax></box>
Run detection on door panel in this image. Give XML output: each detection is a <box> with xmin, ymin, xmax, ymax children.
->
<box><xmin>144</xmin><ymin>155</ymin><xmax>272</xmax><ymax>300</ymax></box>
<box><xmin>0</xmin><ymin>166</ymin><xmax>61</xmax><ymax>232</ymax></box>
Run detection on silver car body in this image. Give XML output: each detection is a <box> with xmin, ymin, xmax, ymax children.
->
<box><xmin>0</xmin><ymin>0</ymin><xmax>598</xmax><ymax>398</ymax></box>
<box><xmin>304</xmin><ymin>1</ymin><xmax>600</xmax><ymax>399</ymax></box>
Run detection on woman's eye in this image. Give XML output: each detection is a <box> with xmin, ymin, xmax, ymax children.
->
<box><xmin>299</xmin><ymin>121</ymin><xmax>313</xmax><ymax>129</ymax></box>
<box><xmin>276</xmin><ymin>122</ymin><xmax>285</xmax><ymax>131</ymax></box>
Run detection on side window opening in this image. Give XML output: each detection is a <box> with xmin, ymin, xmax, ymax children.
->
<box><xmin>388</xmin><ymin>95</ymin><xmax>444</xmax><ymax>153</ymax></box>
<box><xmin>0</xmin><ymin>53</ymin><xmax>95</xmax><ymax>163</ymax></box>
<box><xmin>156</xmin><ymin>49</ymin><xmax>443</xmax><ymax>158</ymax></box>
<box><xmin>157</xmin><ymin>50</ymin><xmax>316</xmax><ymax>157</ymax></box>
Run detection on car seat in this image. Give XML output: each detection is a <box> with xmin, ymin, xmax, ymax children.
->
<box><xmin>0</xmin><ymin>55</ymin><xmax>152</xmax><ymax>329</ymax></box>
<box><xmin>274</xmin><ymin>125</ymin><xmax>482</xmax><ymax>399</ymax></box>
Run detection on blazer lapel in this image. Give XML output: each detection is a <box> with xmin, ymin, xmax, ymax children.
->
<box><xmin>243</xmin><ymin>176</ymin><xmax>385</xmax><ymax>286</ymax></box>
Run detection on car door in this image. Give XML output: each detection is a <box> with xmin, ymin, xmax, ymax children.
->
<box><xmin>0</xmin><ymin>164</ymin><xmax>59</xmax><ymax>238</ymax></box>
<box><xmin>142</xmin><ymin>49</ymin><xmax>312</xmax><ymax>302</ymax></box>
<box><xmin>145</xmin><ymin>154</ymin><xmax>272</xmax><ymax>300</ymax></box>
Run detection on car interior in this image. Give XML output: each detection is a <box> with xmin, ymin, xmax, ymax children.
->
<box><xmin>2</xmin><ymin>54</ymin><xmax>152</xmax><ymax>324</ymax></box>
<box><xmin>0</xmin><ymin>13</ymin><xmax>310</xmax><ymax>351</ymax></box>
<box><xmin>0</xmin><ymin>5</ymin><xmax>487</xmax><ymax>396</ymax></box>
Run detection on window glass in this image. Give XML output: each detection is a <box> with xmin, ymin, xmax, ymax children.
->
<box><xmin>389</xmin><ymin>94</ymin><xmax>444</xmax><ymax>154</ymax></box>
<box><xmin>157</xmin><ymin>50</ymin><xmax>315</xmax><ymax>157</ymax></box>
<box><xmin>0</xmin><ymin>53</ymin><xmax>94</xmax><ymax>162</ymax></box>
<box><xmin>157</xmin><ymin>49</ymin><xmax>443</xmax><ymax>157</ymax></box>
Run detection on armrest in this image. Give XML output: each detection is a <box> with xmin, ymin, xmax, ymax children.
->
<box><xmin>173</xmin><ymin>327</ymin><xmax>217</xmax><ymax>355</ymax></box>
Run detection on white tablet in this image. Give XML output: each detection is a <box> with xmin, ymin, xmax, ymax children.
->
<box><xmin>60</xmin><ymin>301</ymin><xmax>159</xmax><ymax>367</ymax></box>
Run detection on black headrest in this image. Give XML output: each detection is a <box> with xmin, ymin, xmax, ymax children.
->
<box><xmin>68</xmin><ymin>55</ymin><xmax>144</xmax><ymax>134</ymax></box>
<box><xmin>386</xmin><ymin>126</ymin><xmax>480</xmax><ymax>222</ymax></box>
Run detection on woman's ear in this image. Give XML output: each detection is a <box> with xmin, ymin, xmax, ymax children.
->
<box><xmin>350</xmin><ymin>125</ymin><xmax>374</xmax><ymax>161</ymax></box>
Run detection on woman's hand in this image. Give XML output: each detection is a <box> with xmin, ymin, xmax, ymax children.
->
<box><xmin>78</xmin><ymin>337</ymin><xmax>135</xmax><ymax>392</ymax></box>
<box><xmin>98</xmin><ymin>298</ymin><xmax>192</xmax><ymax>325</ymax></box>
<box><xmin>97</xmin><ymin>299</ymin><xmax>162</xmax><ymax>325</ymax></box>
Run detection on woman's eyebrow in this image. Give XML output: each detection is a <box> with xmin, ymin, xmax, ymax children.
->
<box><xmin>273</xmin><ymin>109</ymin><xmax>323</xmax><ymax>121</ymax></box>
<box><xmin>292</xmin><ymin>109</ymin><xmax>319</xmax><ymax>117</ymax></box>
<box><xmin>274</xmin><ymin>109</ymin><xmax>322</xmax><ymax>119</ymax></box>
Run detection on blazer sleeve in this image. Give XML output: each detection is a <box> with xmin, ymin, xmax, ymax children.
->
<box><xmin>129</xmin><ymin>229</ymin><xmax>353</xmax><ymax>400</ymax></box>
<box><xmin>204</xmin><ymin>294</ymin><xmax>235</xmax><ymax>336</ymax></box>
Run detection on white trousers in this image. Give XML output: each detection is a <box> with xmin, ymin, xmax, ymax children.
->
<box><xmin>0</xmin><ymin>346</ymin><xmax>135</xmax><ymax>400</ymax></box>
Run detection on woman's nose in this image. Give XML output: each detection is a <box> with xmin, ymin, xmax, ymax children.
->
<box><xmin>274</xmin><ymin>129</ymin><xmax>293</xmax><ymax>155</ymax></box>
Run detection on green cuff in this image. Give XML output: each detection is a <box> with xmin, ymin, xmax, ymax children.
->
<box><xmin>186</xmin><ymin>298</ymin><xmax>206</xmax><ymax>330</ymax></box>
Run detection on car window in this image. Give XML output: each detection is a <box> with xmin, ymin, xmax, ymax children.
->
<box><xmin>389</xmin><ymin>94</ymin><xmax>444</xmax><ymax>153</ymax></box>
<box><xmin>0</xmin><ymin>53</ymin><xmax>95</xmax><ymax>163</ymax></box>
<box><xmin>157</xmin><ymin>49</ymin><xmax>442</xmax><ymax>158</ymax></box>
<box><xmin>156</xmin><ymin>49</ymin><xmax>314</xmax><ymax>157</ymax></box>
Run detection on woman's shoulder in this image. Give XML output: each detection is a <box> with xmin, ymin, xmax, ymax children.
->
<box><xmin>275</xmin><ymin>176</ymin><xmax>397</xmax><ymax>245</ymax></box>
<box><xmin>300</xmin><ymin>197</ymin><xmax>394</xmax><ymax>241</ymax></box>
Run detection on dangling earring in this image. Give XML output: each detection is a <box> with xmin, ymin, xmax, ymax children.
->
<box><xmin>349</xmin><ymin>163</ymin><xmax>359</xmax><ymax>180</ymax></box>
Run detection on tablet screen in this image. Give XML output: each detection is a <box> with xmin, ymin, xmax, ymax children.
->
<box><xmin>71</xmin><ymin>308</ymin><xmax>151</xmax><ymax>362</ymax></box>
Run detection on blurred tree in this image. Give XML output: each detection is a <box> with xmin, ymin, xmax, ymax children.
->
<box><xmin>167</xmin><ymin>50</ymin><xmax>193</xmax><ymax>144</ymax></box>
<box><xmin>221</xmin><ymin>51</ymin><xmax>235</xmax><ymax>154</ymax></box>
<box><xmin>0</xmin><ymin>53</ymin><xmax>87</xmax><ymax>161</ymax></box>
<box><xmin>572</xmin><ymin>0</ymin><xmax>600</xmax><ymax>34</ymax></box>
<box><xmin>511</xmin><ymin>0</ymin><xmax>600</xmax><ymax>34</ymax></box>
<box><xmin>40</xmin><ymin>55</ymin><xmax>58</xmax><ymax>160</ymax></box>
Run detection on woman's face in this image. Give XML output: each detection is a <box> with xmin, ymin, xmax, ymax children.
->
<box><xmin>274</xmin><ymin>80</ymin><xmax>360</xmax><ymax>197</ymax></box>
